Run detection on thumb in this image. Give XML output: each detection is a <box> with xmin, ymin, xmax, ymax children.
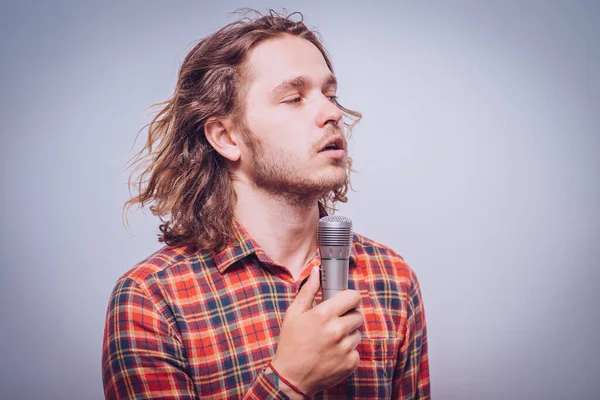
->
<box><xmin>289</xmin><ymin>266</ymin><xmax>321</xmax><ymax>314</ymax></box>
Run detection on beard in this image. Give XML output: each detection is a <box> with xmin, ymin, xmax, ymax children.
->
<box><xmin>241</xmin><ymin>126</ymin><xmax>348</xmax><ymax>207</ymax></box>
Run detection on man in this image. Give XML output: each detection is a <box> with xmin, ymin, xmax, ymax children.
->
<box><xmin>102</xmin><ymin>10</ymin><xmax>430</xmax><ymax>399</ymax></box>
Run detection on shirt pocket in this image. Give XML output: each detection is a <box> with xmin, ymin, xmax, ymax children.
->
<box><xmin>348</xmin><ymin>336</ymin><xmax>400</xmax><ymax>399</ymax></box>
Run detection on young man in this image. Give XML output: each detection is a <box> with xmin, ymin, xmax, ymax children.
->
<box><xmin>102</xmin><ymin>10</ymin><xmax>430</xmax><ymax>400</ymax></box>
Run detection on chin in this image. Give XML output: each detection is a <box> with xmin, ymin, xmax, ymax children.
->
<box><xmin>316</xmin><ymin>168</ymin><xmax>347</xmax><ymax>188</ymax></box>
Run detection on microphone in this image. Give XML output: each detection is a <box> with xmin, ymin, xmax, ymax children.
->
<box><xmin>317</xmin><ymin>215</ymin><xmax>353</xmax><ymax>301</ymax></box>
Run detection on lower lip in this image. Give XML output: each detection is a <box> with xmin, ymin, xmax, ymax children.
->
<box><xmin>319</xmin><ymin>149</ymin><xmax>346</xmax><ymax>159</ymax></box>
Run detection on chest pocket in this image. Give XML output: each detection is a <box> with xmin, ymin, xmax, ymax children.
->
<box><xmin>317</xmin><ymin>336</ymin><xmax>400</xmax><ymax>400</ymax></box>
<box><xmin>343</xmin><ymin>274</ymin><xmax>402</xmax><ymax>399</ymax></box>
<box><xmin>350</xmin><ymin>336</ymin><xmax>400</xmax><ymax>399</ymax></box>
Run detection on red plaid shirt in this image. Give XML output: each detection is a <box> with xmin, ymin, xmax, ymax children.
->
<box><xmin>102</xmin><ymin>217</ymin><xmax>430</xmax><ymax>399</ymax></box>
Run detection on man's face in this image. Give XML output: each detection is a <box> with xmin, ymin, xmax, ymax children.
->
<box><xmin>236</xmin><ymin>35</ymin><xmax>347</xmax><ymax>203</ymax></box>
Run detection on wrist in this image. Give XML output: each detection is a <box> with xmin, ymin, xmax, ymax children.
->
<box><xmin>266</xmin><ymin>361</ymin><xmax>309</xmax><ymax>399</ymax></box>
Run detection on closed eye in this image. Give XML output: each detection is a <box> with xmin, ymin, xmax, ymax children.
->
<box><xmin>283</xmin><ymin>97</ymin><xmax>302</xmax><ymax>105</ymax></box>
<box><xmin>283</xmin><ymin>95</ymin><xmax>337</xmax><ymax>105</ymax></box>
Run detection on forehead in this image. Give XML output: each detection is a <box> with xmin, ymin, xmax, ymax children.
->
<box><xmin>244</xmin><ymin>35</ymin><xmax>332</xmax><ymax>93</ymax></box>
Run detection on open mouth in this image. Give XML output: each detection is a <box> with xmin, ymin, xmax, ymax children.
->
<box><xmin>319</xmin><ymin>137</ymin><xmax>345</xmax><ymax>152</ymax></box>
<box><xmin>322</xmin><ymin>144</ymin><xmax>340</xmax><ymax>151</ymax></box>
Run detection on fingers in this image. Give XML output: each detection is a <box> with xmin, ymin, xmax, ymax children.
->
<box><xmin>339</xmin><ymin>310</ymin><xmax>364</xmax><ymax>333</ymax></box>
<box><xmin>322</xmin><ymin>290</ymin><xmax>363</xmax><ymax>317</ymax></box>
<box><xmin>327</xmin><ymin>310</ymin><xmax>363</xmax><ymax>343</ymax></box>
<box><xmin>349</xmin><ymin>329</ymin><xmax>362</xmax><ymax>350</ymax></box>
<box><xmin>340</xmin><ymin>329</ymin><xmax>362</xmax><ymax>355</ymax></box>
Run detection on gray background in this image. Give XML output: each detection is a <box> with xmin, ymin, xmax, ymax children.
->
<box><xmin>1</xmin><ymin>0</ymin><xmax>598</xmax><ymax>399</ymax></box>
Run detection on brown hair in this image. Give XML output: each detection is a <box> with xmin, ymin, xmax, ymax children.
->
<box><xmin>125</xmin><ymin>9</ymin><xmax>362</xmax><ymax>251</ymax></box>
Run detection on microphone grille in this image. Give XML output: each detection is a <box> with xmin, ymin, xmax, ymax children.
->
<box><xmin>318</xmin><ymin>215</ymin><xmax>353</xmax><ymax>246</ymax></box>
<box><xmin>320</xmin><ymin>215</ymin><xmax>352</xmax><ymax>224</ymax></box>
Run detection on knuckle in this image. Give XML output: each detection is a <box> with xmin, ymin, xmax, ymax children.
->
<box><xmin>339</xmin><ymin>339</ymin><xmax>351</xmax><ymax>354</ymax></box>
<box><xmin>351</xmin><ymin>350</ymin><xmax>360</xmax><ymax>369</ymax></box>
<box><xmin>314</xmin><ymin>305</ymin><xmax>328</xmax><ymax>320</ymax></box>
<box><xmin>293</xmin><ymin>296</ymin><xmax>307</xmax><ymax>308</ymax></box>
<box><xmin>348</xmin><ymin>332</ymin><xmax>361</xmax><ymax>351</ymax></box>
<box><xmin>357</xmin><ymin>312</ymin><xmax>365</xmax><ymax>326</ymax></box>
<box><xmin>350</xmin><ymin>308</ymin><xmax>362</xmax><ymax>318</ymax></box>
<box><xmin>355</xmin><ymin>329</ymin><xmax>363</xmax><ymax>343</ymax></box>
<box><xmin>341</xmin><ymin>335</ymin><xmax>356</xmax><ymax>353</ymax></box>
<box><xmin>329</xmin><ymin>323</ymin><xmax>345</xmax><ymax>341</ymax></box>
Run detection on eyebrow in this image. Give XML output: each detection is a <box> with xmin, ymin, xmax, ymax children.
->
<box><xmin>270</xmin><ymin>74</ymin><xmax>338</xmax><ymax>98</ymax></box>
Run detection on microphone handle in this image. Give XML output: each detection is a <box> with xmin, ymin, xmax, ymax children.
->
<box><xmin>321</xmin><ymin>257</ymin><xmax>349</xmax><ymax>301</ymax></box>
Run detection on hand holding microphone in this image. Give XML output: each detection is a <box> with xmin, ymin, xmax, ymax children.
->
<box><xmin>270</xmin><ymin>215</ymin><xmax>362</xmax><ymax>397</ymax></box>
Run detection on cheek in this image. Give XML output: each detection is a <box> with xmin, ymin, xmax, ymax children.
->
<box><xmin>244</xmin><ymin>104</ymin><xmax>313</xmax><ymax>154</ymax></box>
<box><xmin>279</xmin><ymin>129</ymin><xmax>310</xmax><ymax>155</ymax></box>
<box><xmin>265</xmin><ymin>120</ymin><xmax>305</xmax><ymax>149</ymax></box>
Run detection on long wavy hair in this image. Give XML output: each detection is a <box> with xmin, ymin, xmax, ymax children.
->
<box><xmin>125</xmin><ymin>9</ymin><xmax>362</xmax><ymax>252</ymax></box>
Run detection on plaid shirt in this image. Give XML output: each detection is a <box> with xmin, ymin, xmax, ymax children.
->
<box><xmin>102</xmin><ymin>217</ymin><xmax>430</xmax><ymax>399</ymax></box>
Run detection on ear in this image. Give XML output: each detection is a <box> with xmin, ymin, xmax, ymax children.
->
<box><xmin>204</xmin><ymin>118</ymin><xmax>241</xmax><ymax>162</ymax></box>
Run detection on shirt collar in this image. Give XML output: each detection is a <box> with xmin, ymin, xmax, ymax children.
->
<box><xmin>213</xmin><ymin>219</ymin><xmax>258</xmax><ymax>274</ymax></box>
<box><xmin>213</xmin><ymin>202</ymin><xmax>357</xmax><ymax>274</ymax></box>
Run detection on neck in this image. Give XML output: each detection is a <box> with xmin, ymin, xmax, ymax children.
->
<box><xmin>233</xmin><ymin>178</ymin><xmax>320</xmax><ymax>281</ymax></box>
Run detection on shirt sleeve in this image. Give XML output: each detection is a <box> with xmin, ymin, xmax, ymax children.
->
<box><xmin>102</xmin><ymin>277</ymin><xmax>291</xmax><ymax>400</ymax></box>
<box><xmin>102</xmin><ymin>277</ymin><xmax>198</xmax><ymax>399</ymax></box>
<box><xmin>392</xmin><ymin>270</ymin><xmax>431</xmax><ymax>399</ymax></box>
<box><xmin>241</xmin><ymin>369</ymin><xmax>291</xmax><ymax>400</ymax></box>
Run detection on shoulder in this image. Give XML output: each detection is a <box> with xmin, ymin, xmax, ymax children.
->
<box><xmin>352</xmin><ymin>232</ymin><xmax>419</xmax><ymax>285</ymax></box>
<box><xmin>115</xmin><ymin>245</ymin><xmax>206</xmax><ymax>289</ymax></box>
<box><xmin>351</xmin><ymin>232</ymin><xmax>426</xmax><ymax>317</ymax></box>
<box><xmin>107</xmin><ymin>245</ymin><xmax>217</xmax><ymax>319</ymax></box>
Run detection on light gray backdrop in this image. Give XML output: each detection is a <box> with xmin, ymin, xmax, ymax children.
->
<box><xmin>1</xmin><ymin>1</ymin><xmax>598</xmax><ymax>399</ymax></box>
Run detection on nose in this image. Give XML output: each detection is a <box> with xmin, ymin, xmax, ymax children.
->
<box><xmin>315</xmin><ymin>94</ymin><xmax>343</xmax><ymax>129</ymax></box>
